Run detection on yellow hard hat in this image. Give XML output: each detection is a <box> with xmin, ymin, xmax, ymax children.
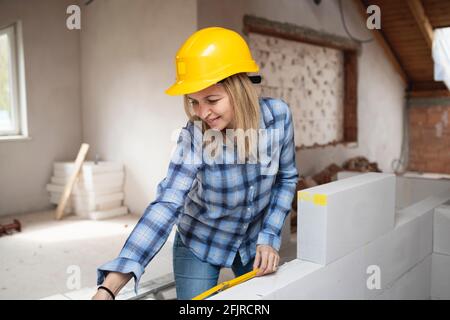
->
<box><xmin>165</xmin><ymin>27</ymin><xmax>259</xmax><ymax>96</ymax></box>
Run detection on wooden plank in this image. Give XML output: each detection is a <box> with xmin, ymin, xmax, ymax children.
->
<box><xmin>410</xmin><ymin>81</ymin><xmax>448</xmax><ymax>92</ymax></box>
<box><xmin>55</xmin><ymin>143</ymin><xmax>90</xmax><ymax>220</ymax></box>
<box><xmin>408</xmin><ymin>90</ymin><xmax>450</xmax><ymax>98</ymax></box>
<box><xmin>422</xmin><ymin>0</ymin><xmax>450</xmax><ymax>28</ymax></box>
<box><xmin>385</xmin><ymin>32</ymin><xmax>429</xmax><ymax>41</ymax></box>
<box><xmin>393</xmin><ymin>44</ymin><xmax>433</xmax><ymax>50</ymax></box>
<box><xmin>407</xmin><ymin>0</ymin><xmax>434</xmax><ymax>49</ymax></box>
<box><xmin>380</xmin><ymin>20</ymin><xmax>422</xmax><ymax>28</ymax></box>
<box><xmin>401</xmin><ymin>55</ymin><xmax>434</xmax><ymax>61</ymax></box>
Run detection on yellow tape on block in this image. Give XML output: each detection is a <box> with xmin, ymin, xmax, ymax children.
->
<box><xmin>298</xmin><ymin>191</ymin><xmax>327</xmax><ymax>206</ymax></box>
<box><xmin>313</xmin><ymin>194</ymin><xmax>327</xmax><ymax>206</ymax></box>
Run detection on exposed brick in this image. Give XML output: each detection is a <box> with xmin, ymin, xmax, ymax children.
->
<box><xmin>408</xmin><ymin>104</ymin><xmax>450</xmax><ymax>174</ymax></box>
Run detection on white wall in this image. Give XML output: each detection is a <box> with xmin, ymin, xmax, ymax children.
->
<box><xmin>80</xmin><ymin>0</ymin><xmax>197</xmax><ymax>215</ymax></box>
<box><xmin>198</xmin><ymin>0</ymin><xmax>406</xmax><ymax>175</ymax></box>
<box><xmin>0</xmin><ymin>0</ymin><xmax>82</xmax><ymax>216</ymax></box>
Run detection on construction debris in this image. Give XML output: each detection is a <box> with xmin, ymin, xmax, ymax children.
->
<box><xmin>342</xmin><ymin>156</ymin><xmax>381</xmax><ymax>172</ymax></box>
<box><xmin>0</xmin><ymin>219</ymin><xmax>21</xmax><ymax>236</ymax></box>
<box><xmin>312</xmin><ymin>163</ymin><xmax>342</xmax><ymax>185</ymax></box>
<box><xmin>291</xmin><ymin>156</ymin><xmax>381</xmax><ymax>232</ymax></box>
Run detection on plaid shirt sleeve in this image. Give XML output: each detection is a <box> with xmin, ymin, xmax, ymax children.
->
<box><xmin>257</xmin><ymin>101</ymin><xmax>299</xmax><ymax>251</ymax></box>
<box><xmin>97</xmin><ymin>121</ymin><xmax>202</xmax><ymax>293</ymax></box>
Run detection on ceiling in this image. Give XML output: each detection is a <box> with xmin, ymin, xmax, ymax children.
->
<box><xmin>357</xmin><ymin>0</ymin><xmax>450</xmax><ymax>96</ymax></box>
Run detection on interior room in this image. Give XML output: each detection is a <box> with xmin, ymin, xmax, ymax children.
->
<box><xmin>0</xmin><ymin>0</ymin><xmax>449</xmax><ymax>300</ymax></box>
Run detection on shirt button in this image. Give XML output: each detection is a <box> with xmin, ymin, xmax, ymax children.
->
<box><xmin>247</xmin><ymin>207</ymin><xmax>251</xmax><ymax>211</ymax></box>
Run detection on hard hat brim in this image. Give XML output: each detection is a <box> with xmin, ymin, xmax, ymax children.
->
<box><xmin>165</xmin><ymin>78</ymin><xmax>219</xmax><ymax>96</ymax></box>
<box><xmin>166</xmin><ymin>59</ymin><xmax>259</xmax><ymax>96</ymax></box>
<box><xmin>166</xmin><ymin>74</ymin><xmax>262</xmax><ymax>96</ymax></box>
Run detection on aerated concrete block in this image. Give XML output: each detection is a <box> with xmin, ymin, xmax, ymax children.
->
<box><xmin>362</xmin><ymin>197</ymin><xmax>434</xmax><ymax>299</ymax></box>
<box><xmin>212</xmin><ymin>197</ymin><xmax>437</xmax><ymax>300</ymax></box>
<box><xmin>209</xmin><ymin>259</ymin><xmax>323</xmax><ymax>300</ymax></box>
<box><xmin>431</xmin><ymin>253</ymin><xmax>450</xmax><ymax>299</ymax></box>
<box><xmin>434</xmin><ymin>205</ymin><xmax>450</xmax><ymax>256</ymax></box>
<box><xmin>212</xmin><ymin>186</ymin><xmax>447</xmax><ymax>300</ymax></box>
<box><xmin>372</xmin><ymin>255</ymin><xmax>431</xmax><ymax>300</ymax></box>
<box><xmin>269</xmin><ymin>249</ymin><xmax>367</xmax><ymax>300</ymax></box>
<box><xmin>298</xmin><ymin>173</ymin><xmax>396</xmax><ymax>265</ymax></box>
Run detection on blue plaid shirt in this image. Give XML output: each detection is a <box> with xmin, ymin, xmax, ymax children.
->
<box><xmin>97</xmin><ymin>97</ymin><xmax>299</xmax><ymax>292</ymax></box>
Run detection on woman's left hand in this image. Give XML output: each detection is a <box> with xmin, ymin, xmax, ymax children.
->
<box><xmin>253</xmin><ymin>244</ymin><xmax>280</xmax><ymax>276</ymax></box>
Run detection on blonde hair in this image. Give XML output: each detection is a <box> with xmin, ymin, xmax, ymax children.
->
<box><xmin>183</xmin><ymin>73</ymin><xmax>260</xmax><ymax>163</ymax></box>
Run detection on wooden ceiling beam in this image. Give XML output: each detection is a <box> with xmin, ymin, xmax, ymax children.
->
<box><xmin>352</xmin><ymin>0</ymin><xmax>409</xmax><ymax>85</ymax></box>
<box><xmin>406</xmin><ymin>0</ymin><xmax>434</xmax><ymax>49</ymax></box>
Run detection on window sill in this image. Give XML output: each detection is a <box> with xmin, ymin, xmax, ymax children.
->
<box><xmin>0</xmin><ymin>135</ymin><xmax>31</xmax><ymax>142</ymax></box>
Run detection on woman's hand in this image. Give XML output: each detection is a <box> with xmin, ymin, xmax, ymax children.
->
<box><xmin>253</xmin><ymin>244</ymin><xmax>280</xmax><ymax>276</ymax></box>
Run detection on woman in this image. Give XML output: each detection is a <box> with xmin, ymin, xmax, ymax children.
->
<box><xmin>93</xmin><ymin>27</ymin><xmax>298</xmax><ymax>300</ymax></box>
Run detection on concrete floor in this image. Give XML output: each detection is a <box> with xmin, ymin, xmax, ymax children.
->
<box><xmin>0</xmin><ymin>210</ymin><xmax>173</xmax><ymax>299</ymax></box>
<box><xmin>0</xmin><ymin>210</ymin><xmax>297</xmax><ymax>300</ymax></box>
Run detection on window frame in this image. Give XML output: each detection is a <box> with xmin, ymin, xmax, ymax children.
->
<box><xmin>0</xmin><ymin>21</ymin><xmax>28</xmax><ymax>139</ymax></box>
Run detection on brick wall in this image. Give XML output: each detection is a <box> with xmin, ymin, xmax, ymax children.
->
<box><xmin>408</xmin><ymin>97</ymin><xmax>450</xmax><ymax>174</ymax></box>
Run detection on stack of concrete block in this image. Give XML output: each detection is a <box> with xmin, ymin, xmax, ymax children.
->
<box><xmin>431</xmin><ymin>202</ymin><xmax>450</xmax><ymax>300</ymax></box>
<box><xmin>46</xmin><ymin>161</ymin><xmax>128</xmax><ymax>220</ymax></box>
<box><xmin>211</xmin><ymin>173</ymin><xmax>450</xmax><ymax>300</ymax></box>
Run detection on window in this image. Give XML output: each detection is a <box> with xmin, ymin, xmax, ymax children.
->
<box><xmin>0</xmin><ymin>22</ymin><xmax>27</xmax><ymax>138</ymax></box>
<box><xmin>433</xmin><ymin>27</ymin><xmax>450</xmax><ymax>90</ymax></box>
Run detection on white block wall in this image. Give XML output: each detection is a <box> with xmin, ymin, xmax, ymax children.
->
<box><xmin>373</xmin><ymin>255</ymin><xmax>431</xmax><ymax>300</ymax></box>
<box><xmin>433</xmin><ymin>205</ymin><xmax>450</xmax><ymax>256</ymax></box>
<box><xmin>337</xmin><ymin>172</ymin><xmax>450</xmax><ymax>210</ymax></box>
<box><xmin>431</xmin><ymin>203</ymin><xmax>450</xmax><ymax>300</ymax></box>
<box><xmin>212</xmin><ymin>175</ymin><xmax>450</xmax><ymax>300</ymax></box>
<box><xmin>298</xmin><ymin>173</ymin><xmax>395</xmax><ymax>265</ymax></box>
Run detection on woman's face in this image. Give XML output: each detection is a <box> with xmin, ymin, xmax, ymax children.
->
<box><xmin>187</xmin><ymin>84</ymin><xmax>234</xmax><ymax>131</ymax></box>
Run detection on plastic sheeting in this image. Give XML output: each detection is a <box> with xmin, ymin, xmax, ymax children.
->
<box><xmin>433</xmin><ymin>27</ymin><xmax>450</xmax><ymax>90</ymax></box>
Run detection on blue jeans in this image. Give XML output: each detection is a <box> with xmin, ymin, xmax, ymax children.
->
<box><xmin>172</xmin><ymin>231</ymin><xmax>255</xmax><ymax>300</ymax></box>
